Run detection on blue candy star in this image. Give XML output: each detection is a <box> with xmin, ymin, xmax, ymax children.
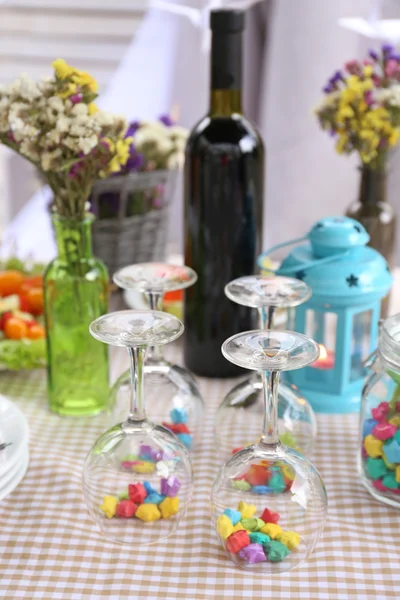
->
<box><xmin>383</xmin><ymin>438</ymin><xmax>400</xmax><ymax>464</ymax></box>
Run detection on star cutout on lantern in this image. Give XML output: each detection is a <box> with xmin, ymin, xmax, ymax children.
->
<box><xmin>386</xmin><ymin>265</ymin><xmax>391</xmax><ymax>273</ymax></box>
<box><xmin>295</xmin><ymin>270</ymin><xmax>306</xmax><ymax>281</ymax></box>
<box><xmin>314</xmin><ymin>223</ymin><xmax>324</xmax><ymax>229</ymax></box>
<box><xmin>346</xmin><ymin>274</ymin><xmax>358</xmax><ymax>288</ymax></box>
<box><xmin>383</xmin><ymin>438</ymin><xmax>400</xmax><ymax>464</ymax></box>
<box><xmin>353</xmin><ymin>225</ymin><xmax>362</xmax><ymax>233</ymax></box>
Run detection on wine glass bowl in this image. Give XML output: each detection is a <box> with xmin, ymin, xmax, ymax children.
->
<box><xmin>212</xmin><ymin>329</ymin><xmax>327</xmax><ymax>572</ymax></box>
<box><xmin>83</xmin><ymin>310</ymin><xmax>193</xmax><ymax>546</ymax></box>
<box><xmin>110</xmin><ymin>263</ymin><xmax>205</xmax><ymax>453</ymax></box>
<box><xmin>215</xmin><ymin>276</ymin><xmax>317</xmax><ymax>460</ymax></box>
<box><xmin>211</xmin><ymin>443</ymin><xmax>327</xmax><ymax>572</ymax></box>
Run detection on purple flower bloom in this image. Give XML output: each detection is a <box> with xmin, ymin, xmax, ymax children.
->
<box><xmin>125</xmin><ymin>148</ymin><xmax>145</xmax><ymax>172</ymax></box>
<box><xmin>323</xmin><ymin>83</ymin><xmax>333</xmax><ymax>94</ymax></box>
<box><xmin>125</xmin><ymin>121</ymin><xmax>140</xmax><ymax>138</ymax></box>
<box><xmin>364</xmin><ymin>90</ymin><xmax>374</xmax><ymax>105</ymax></box>
<box><xmin>329</xmin><ymin>129</ymin><xmax>336</xmax><ymax>137</ymax></box>
<box><xmin>159</xmin><ymin>114</ymin><xmax>174</xmax><ymax>126</ymax></box>
<box><xmin>70</xmin><ymin>93</ymin><xmax>83</xmax><ymax>104</ymax></box>
<box><xmin>382</xmin><ymin>43</ymin><xmax>394</xmax><ymax>54</ymax></box>
<box><xmin>329</xmin><ymin>70</ymin><xmax>342</xmax><ymax>85</ymax></box>
<box><xmin>368</xmin><ymin>49</ymin><xmax>379</xmax><ymax>61</ymax></box>
<box><xmin>389</xmin><ymin>52</ymin><xmax>400</xmax><ymax>61</ymax></box>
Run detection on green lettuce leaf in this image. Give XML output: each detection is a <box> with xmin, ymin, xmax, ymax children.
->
<box><xmin>0</xmin><ymin>338</ymin><xmax>46</xmax><ymax>370</ymax></box>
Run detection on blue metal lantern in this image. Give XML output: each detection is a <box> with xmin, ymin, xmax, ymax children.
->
<box><xmin>258</xmin><ymin>216</ymin><xmax>393</xmax><ymax>414</ymax></box>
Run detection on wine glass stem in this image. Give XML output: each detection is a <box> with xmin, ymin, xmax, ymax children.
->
<box><xmin>258</xmin><ymin>307</ymin><xmax>275</xmax><ymax>330</ymax></box>
<box><xmin>127</xmin><ymin>346</ymin><xmax>146</xmax><ymax>421</ymax></box>
<box><xmin>261</xmin><ymin>369</ymin><xmax>280</xmax><ymax>445</ymax></box>
<box><xmin>146</xmin><ymin>291</ymin><xmax>164</xmax><ymax>362</ymax></box>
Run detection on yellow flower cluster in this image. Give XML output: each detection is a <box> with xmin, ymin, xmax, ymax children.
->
<box><xmin>52</xmin><ymin>58</ymin><xmax>98</xmax><ymax>95</ymax></box>
<box><xmin>316</xmin><ymin>67</ymin><xmax>400</xmax><ymax>167</ymax></box>
<box><xmin>102</xmin><ymin>136</ymin><xmax>133</xmax><ymax>175</ymax></box>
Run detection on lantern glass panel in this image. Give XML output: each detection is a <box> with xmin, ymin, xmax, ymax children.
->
<box><xmin>350</xmin><ymin>310</ymin><xmax>372</xmax><ymax>381</ymax></box>
<box><xmin>305</xmin><ymin>310</ymin><xmax>337</xmax><ymax>380</ymax></box>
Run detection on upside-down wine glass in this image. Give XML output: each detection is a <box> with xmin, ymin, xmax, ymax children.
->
<box><xmin>110</xmin><ymin>263</ymin><xmax>205</xmax><ymax>452</ymax></box>
<box><xmin>211</xmin><ymin>329</ymin><xmax>327</xmax><ymax>572</ymax></box>
<box><xmin>215</xmin><ymin>276</ymin><xmax>317</xmax><ymax>459</ymax></box>
<box><xmin>83</xmin><ymin>310</ymin><xmax>193</xmax><ymax>545</ymax></box>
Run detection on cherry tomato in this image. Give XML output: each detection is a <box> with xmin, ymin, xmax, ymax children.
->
<box><xmin>163</xmin><ymin>290</ymin><xmax>183</xmax><ymax>302</ymax></box>
<box><xmin>26</xmin><ymin>324</ymin><xmax>45</xmax><ymax>340</ymax></box>
<box><xmin>20</xmin><ymin>275</ymin><xmax>43</xmax><ymax>294</ymax></box>
<box><xmin>0</xmin><ymin>271</ymin><xmax>25</xmax><ymax>297</ymax></box>
<box><xmin>0</xmin><ymin>311</ymin><xmax>14</xmax><ymax>330</ymax></box>
<box><xmin>26</xmin><ymin>288</ymin><xmax>44</xmax><ymax>315</ymax></box>
<box><xmin>4</xmin><ymin>317</ymin><xmax>28</xmax><ymax>339</ymax></box>
<box><xmin>18</xmin><ymin>294</ymin><xmax>30</xmax><ymax>313</ymax></box>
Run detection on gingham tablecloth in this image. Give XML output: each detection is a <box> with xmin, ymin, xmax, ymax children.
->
<box><xmin>1</xmin><ymin>364</ymin><xmax>400</xmax><ymax>600</ymax></box>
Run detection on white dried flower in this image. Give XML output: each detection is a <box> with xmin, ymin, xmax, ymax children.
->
<box><xmin>168</xmin><ymin>125</ymin><xmax>188</xmax><ymax>140</ymax></box>
<box><xmin>48</xmin><ymin>96</ymin><xmax>64</xmax><ymax>113</ymax></box>
<box><xmin>41</xmin><ymin>148</ymin><xmax>62</xmax><ymax>171</ymax></box>
<box><xmin>78</xmin><ymin>135</ymin><xmax>98</xmax><ymax>154</ymax></box>
<box><xmin>71</xmin><ymin>103</ymin><xmax>88</xmax><ymax>116</ymax></box>
<box><xmin>56</xmin><ymin>117</ymin><xmax>71</xmax><ymax>133</ymax></box>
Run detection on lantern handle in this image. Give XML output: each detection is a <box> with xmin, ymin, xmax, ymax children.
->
<box><xmin>257</xmin><ymin>237</ymin><xmax>350</xmax><ymax>274</ymax></box>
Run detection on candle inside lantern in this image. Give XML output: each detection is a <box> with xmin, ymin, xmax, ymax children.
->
<box><xmin>311</xmin><ymin>344</ymin><xmax>335</xmax><ymax>370</ymax></box>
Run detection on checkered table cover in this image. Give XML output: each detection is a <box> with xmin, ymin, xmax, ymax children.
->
<box><xmin>1</xmin><ymin>365</ymin><xmax>400</xmax><ymax>600</ymax></box>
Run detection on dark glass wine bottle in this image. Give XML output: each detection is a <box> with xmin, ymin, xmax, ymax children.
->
<box><xmin>183</xmin><ymin>9</ymin><xmax>264</xmax><ymax>378</ymax></box>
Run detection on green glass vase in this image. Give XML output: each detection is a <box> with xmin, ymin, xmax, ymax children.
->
<box><xmin>44</xmin><ymin>215</ymin><xmax>109</xmax><ymax>416</ymax></box>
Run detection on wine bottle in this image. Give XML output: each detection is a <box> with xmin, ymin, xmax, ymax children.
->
<box><xmin>183</xmin><ymin>9</ymin><xmax>264</xmax><ymax>378</ymax></box>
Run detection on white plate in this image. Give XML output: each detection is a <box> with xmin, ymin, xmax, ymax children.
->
<box><xmin>0</xmin><ymin>395</ymin><xmax>29</xmax><ymax>477</ymax></box>
<box><xmin>0</xmin><ymin>444</ymin><xmax>28</xmax><ymax>489</ymax></box>
<box><xmin>0</xmin><ymin>450</ymin><xmax>29</xmax><ymax>502</ymax></box>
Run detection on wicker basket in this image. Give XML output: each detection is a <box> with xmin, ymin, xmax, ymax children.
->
<box><xmin>90</xmin><ymin>170</ymin><xmax>177</xmax><ymax>275</ymax></box>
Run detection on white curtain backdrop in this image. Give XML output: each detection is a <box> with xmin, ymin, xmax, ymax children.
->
<box><xmin>5</xmin><ymin>0</ymin><xmax>400</xmax><ymax>263</ymax></box>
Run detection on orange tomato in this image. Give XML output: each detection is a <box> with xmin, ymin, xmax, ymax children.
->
<box><xmin>20</xmin><ymin>275</ymin><xmax>43</xmax><ymax>294</ymax></box>
<box><xmin>164</xmin><ymin>290</ymin><xmax>183</xmax><ymax>302</ymax></box>
<box><xmin>26</xmin><ymin>288</ymin><xmax>44</xmax><ymax>315</ymax></box>
<box><xmin>0</xmin><ymin>271</ymin><xmax>25</xmax><ymax>297</ymax></box>
<box><xmin>4</xmin><ymin>317</ymin><xmax>28</xmax><ymax>340</ymax></box>
<box><xmin>26</xmin><ymin>324</ymin><xmax>45</xmax><ymax>340</ymax></box>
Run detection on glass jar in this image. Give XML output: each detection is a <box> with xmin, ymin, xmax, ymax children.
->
<box><xmin>359</xmin><ymin>313</ymin><xmax>400</xmax><ymax>507</ymax></box>
<box><xmin>44</xmin><ymin>215</ymin><xmax>109</xmax><ymax>416</ymax></box>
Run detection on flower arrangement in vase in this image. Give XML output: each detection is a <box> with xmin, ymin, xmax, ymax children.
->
<box><xmin>315</xmin><ymin>45</ymin><xmax>399</xmax><ymax>305</ymax></box>
<box><xmin>0</xmin><ymin>58</ymin><xmax>132</xmax><ymax>415</ymax></box>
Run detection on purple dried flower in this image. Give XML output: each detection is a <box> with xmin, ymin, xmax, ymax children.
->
<box><xmin>125</xmin><ymin>148</ymin><xmax>145</xmax><ymax>172</ymax></box>
<box><xmin>368</xmin><ymin>49</ymin><xmax>379</xmax><ymax>61</ymax></box>
<box><xmin>364</xmin><ymin>90</ymin><xmax>373</xmax><ymax>105</ymax></box>
<box><xmin>389</xmin><ymin>52</ymin><xmax>400</xmax><ymax>61</ymax></box>
<box><xmin>382</xmin><ymin>43</ymin><xmax>394</xmax><ymax>54</ymax></box>
<box><xmin>323</xmin><ymin>83</ymin><xmax>334</xmax><ymax>94</ymax></box>
<box><xmin>159</xmin><ymin>114</ymin><xmax>174</xmax><ymax>126</ymax></box>
<box><xmin>70</xmin><ymin>93</ymin><xmax>83</xmax><ymax>104</ymax></box>
<box><xmin>330</xmin><ymin>70</ymin><xmax>342</xmax><ymax>85</ymax></box>
<box><xmin>329</xmin><ymin>129</ymin><xmax>336</xmax><ymax>137</ymax></box>
<box><xmin>125</xmin><ymin>121</ymin><xmax>140</xmax><ymax>138</ymax></box>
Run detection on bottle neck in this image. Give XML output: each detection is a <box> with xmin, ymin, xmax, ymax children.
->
<box><xmin>358</xmin><ymin>165</ymin><xmax>387</xmax><ymax>206</ymax></box>
<box><xmin>209</xmin><ymin>30</ymin><xmax>243</xmax><ymax>116</ymax></box>
<box><xmin>53</xmin><ymin>215</ymin><xmax>93</xmax><ymax>262</ymax></box>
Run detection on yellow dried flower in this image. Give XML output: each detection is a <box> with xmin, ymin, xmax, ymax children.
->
<box><xmin>88</xmin><ymin>103</ymin><xmax>99</xmax><ymax>115</ymax></box>
<box><xmin>52</xmin><ymin>58</ymin><xmax>73</xmax><ymax>80</ymax></box>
